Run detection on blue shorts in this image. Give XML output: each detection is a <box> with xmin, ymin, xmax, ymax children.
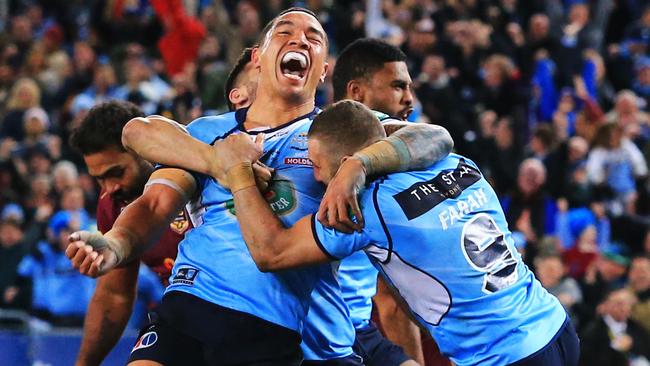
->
<box><xmin>352</xmin><ymin>322</ymin><xmax>411</xmax><ymax>366</ymax></box>
<box><xmin>508</xmin><ymin>317</ymin><xmax>580</xmax><ymax>366</ymax></box>
<box><xmin>128</xmin><ymin>291</ymin><xmax>303</xmax><ymax>366</ymax></box>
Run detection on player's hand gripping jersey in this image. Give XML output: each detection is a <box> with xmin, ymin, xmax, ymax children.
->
<box><xmin>312</xmin><ymin>154</ymin><xmax>567</xmax><ymax>366</ymax></box>
<box><xmin>167</xmin><ymin>109</ymin><xmax>354</xmax><ymax>360</ymax></box>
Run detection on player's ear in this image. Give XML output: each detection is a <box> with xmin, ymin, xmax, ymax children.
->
<box><xmin>347</xmin><ymin>80</ymin><xmax>364</xmax><ymax>101</ymax></box>
<box><xmin>339</xmin><ymin>155</ymin><xmax>353</xmax><ymax>166</ymax></box>
<box><xmin>319</xmin><ymin>62</ymin><xmax>329</xmax><ymax>83</ymax></box>
<box><xmin>229</xmin><ymin>88</ymin><xmax>242</xmax><ymax>106</ymax></box>
<box><xmin>251</xmin><ymin>47</ymin><xmax>261</xmax><ymax>70</ymax></box>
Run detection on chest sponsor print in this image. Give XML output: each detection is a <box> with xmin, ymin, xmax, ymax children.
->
<box><xmin>225</xmin><ymin>175</ymin><xmax>297</xmax><ymax>216</ymax></box>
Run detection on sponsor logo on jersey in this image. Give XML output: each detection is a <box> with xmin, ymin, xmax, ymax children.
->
<box><xmin>290</xmin><ymin>132</ymin><xmax>309</xmax><ymax>151</ymax></box>
<box><xmin>284</xmin><ymin>157</ymin><xmax>312</xmax><ymax>166</ymax></box>
<box><xmin>393</xmin><ymin>158</ymin><xmax>482</xmax><ymax>220</ymax></box>
<box><xmin>171</xmin><ymin>266</ymin><xmax>199</xmax><ymax>285</ymax></box>
<box><xmin>225</xmin><ymin>176</ymin><xmax>297</xmax><ymax>216</ymax></box>
<box><xmin>169</xmin><ymin>210</ymin><xmax>189</xmax><ymax>234</ymax></box>
<box><xmin>132</xmin><ymin>331</ymin><xmax>158</xmax><ymax>353</ymax></box>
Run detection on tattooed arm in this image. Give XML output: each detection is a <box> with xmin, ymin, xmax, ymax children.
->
<box><xmin>318</xmin><ymin>123</ymin><xmax>453</xmax><ymax>232</ymax></box>
<box><xmin>377</xmin><ymin>122</ymin><xmax>453</xmax><ymax>171</ymax></box>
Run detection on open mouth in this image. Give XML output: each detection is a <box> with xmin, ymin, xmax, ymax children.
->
<box><xmin>280</xmin><ymin>51</ymin><xmax>308</xmax><ymax>80</ymax></box>
<box><xmin>401</xmin><ymin>107</ymin><xmax>414</xmax><ymax>120</ymax></box>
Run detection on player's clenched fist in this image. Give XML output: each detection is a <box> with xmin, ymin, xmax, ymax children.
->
<box><xmin>210</xmin><ymin>133</ymin><xmax>266</xmax><ymax>186</ymax></box>
<box><xmin>66</xmin><ymin>231</ymin><xmax>120</xmax><ymax>278</ymax></box>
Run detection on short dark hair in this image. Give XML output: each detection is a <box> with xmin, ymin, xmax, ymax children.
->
<box><xmin>69</xmin><ymin>100</ymin><xmax>144</xmax><ymax>155</ymax></box>
<box><xmin>332</xmin><ymin>38</ymin><xmax>407</xmax><ymax>101</ymax></box>
<box><xmin>225</xmin><ymin>48</ymin><xmax>254</xmax><ymax>111</ymax></box>
<box><xmin>308</xmin><ymin>100</ymin><xmax>385</xmax><ymax>157</ymax></box>
<box><xmin>258</xmin><ymin>7</ymin><xmax>326</xmax><ymax>48</ymax></box>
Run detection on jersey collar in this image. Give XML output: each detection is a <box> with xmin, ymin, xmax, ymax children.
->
<box><xmin>235</xmin><ymin>106</ymin><xmax>320</xmax><ymax>135</ymax></box>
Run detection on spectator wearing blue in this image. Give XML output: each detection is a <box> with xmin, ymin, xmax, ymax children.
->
<box><xmin>586</xmin><ymin>122</ymin><xmax>648</xmax><ymax>216</ymax></box>
<box><xmin>632</xmin><ymin>57</ymin><xmax>650</xmax><ymax>113</ymax></box>
<box><xmin>0</xmin><ymin>218</ymin><xmax>29</xmax><ymax>311</ymax></box>
<box><xmin>556</xmin><ymin>206</ymin><xmax>610</xmax><ymax>251</ymax></box>
<box><xmin>69</xmin><ymin>59</ymin><xmax>126</xmax><ymax>114</ymax></box>
<box><xmin>15</xmin><ymin>211</ymin><xmax>96</xmax><ymax>326</ymax></box>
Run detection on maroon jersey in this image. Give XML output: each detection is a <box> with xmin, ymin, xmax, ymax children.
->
<box><xmin>96</xmin><ymin>190</ymin><xmax>191</xmax><ymax>284</ymax></box>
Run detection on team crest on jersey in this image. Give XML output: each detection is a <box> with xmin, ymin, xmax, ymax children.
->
<box><xmin>290</xmin><ymin>132</ymin><xmax>309</xmax><ymax>151</ymax></box>
<box><xmin>225</xmin><ymin>176</ymin><xmax>297</xmax><ymax>216</ymax></box>
<box><xmin>169</xmin><ymin>210</ymin><xmax>189</xmax><ymax>234</ymax></box>
<box><xmin>132</xmin><ymin>331</ymin><xmax>158</xmax><ymax>353</ymax></box>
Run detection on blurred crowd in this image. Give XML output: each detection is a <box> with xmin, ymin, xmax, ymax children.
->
<box><xmin>0</xmin><ymin>0</ymin><xmax>649</xmax><ymax>364</ymax></box>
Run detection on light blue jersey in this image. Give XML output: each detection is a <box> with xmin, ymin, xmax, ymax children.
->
<box><xmin>164</xmin><ymin>109</ymin><xmax>354</xmax><ymax>360</ymax></box>
<box><xmin>313</xmin><ymin>154</ymin><xmax>567</xmax><ymax>366</ymax></box>
<box><xmin>336</xmin><ymin>112</ymin><xmax>400</xmax><ymax>330</ymax></box>
<box><xmin>337</xmin><ymin>252</ymin><xmax>378</xmax><ymax>329</ymax></box>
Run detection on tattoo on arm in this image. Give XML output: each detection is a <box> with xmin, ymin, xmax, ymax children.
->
<box><xmin>387</xmin><ymin>123</ymin><xmax>454</xmax><ymax>170</ymax></box>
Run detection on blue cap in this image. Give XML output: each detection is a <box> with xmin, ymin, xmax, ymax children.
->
<box><xmin>48</xmin><ymin>210</ymin><xmax>89</xmax><ymax>237</ymax></box>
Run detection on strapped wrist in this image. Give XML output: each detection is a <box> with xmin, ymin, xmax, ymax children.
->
<box><xmin>352</xmin><ymin>138</ymin><xmax>410</xmax><ymax>176</ymax></box>
<box><xmin>226</xmin><ymin>162</ymin><xmax>256</xmax><ymax>193</ymax></box>
<box><xmin>104</xmin><ymin>227</ymin><xmax>137</xmax><ymax>265</ymax></box>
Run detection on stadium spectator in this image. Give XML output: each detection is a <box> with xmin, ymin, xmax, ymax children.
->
<box><xmin>628</xmin><ymin>255</ymin><xmax>650</xmax><ymax>333</ymax></box>
<box><xmin>0</xmin><ymin>219</ymin><xmax>28</xmax><ymax>310</ymax></box>
<box><xmin>15</xmin><ymin>211</ymin><xmax>96</xmax><ymax>326</ymax></box>
<box><xmin>579</xmin><ymin>288</ymin><xmax>650</xmax><ymax>366</ymax></box>
<box><xmin>0</xmin><ymin>77</ymin><xmax>41</xmax><ymax>141</ymax></box>
<box><xmin>535</xmin><ymin>253</ymin><xmax>583</xmax><ymax>319</ymax></box>
<box><xmin>586</xmin><ymin>122</ymin><xmax>648</xmax><ymax>216</ymax></box>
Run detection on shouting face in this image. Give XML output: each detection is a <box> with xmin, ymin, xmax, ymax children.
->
<box><xmin>254</xmin><ymin>11</ymin><xmax>329</xmax><ymax>103</ymax></box>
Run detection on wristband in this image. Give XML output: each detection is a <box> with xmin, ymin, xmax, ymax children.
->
<box><xmin>352</xmin><ymin>137</ymin><xmax>410</xmax><ymax>175</ymax></box>
<box><xmin>227</xmin><ymin>162</ymin><xmax>257</xmax><ymax>193</ymax></box>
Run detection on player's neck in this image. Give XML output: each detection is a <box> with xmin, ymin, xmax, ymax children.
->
<box><xmin>245</xmin><ymin>94</ymin><xmax>315</xmax><ymax>129</ymax></box>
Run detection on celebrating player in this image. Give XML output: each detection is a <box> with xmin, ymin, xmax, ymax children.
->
<box><xmin>66</xmin><ymin>8</ymin><xmax>452</xmax><ymax>365</ymax></box>
<box><xmin>215</xmin><ymin>100</ymin><xmax>581</xmax><ymax>366</ymax></box>
<box><xmin>330</xmin><ymin>38</ymin><xmax>427</xmax><ymax>366</ymax></box>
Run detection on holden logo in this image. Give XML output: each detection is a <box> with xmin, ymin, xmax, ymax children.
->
<box><xmin>226</xmin><ymin>175</ymin><xmax>296</xmax><ymax>216</ymax></box>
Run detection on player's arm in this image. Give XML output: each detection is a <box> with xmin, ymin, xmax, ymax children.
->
<box><xmin>379</xmin><ymin>122</ymin><xmax>453</xmax><ymax>171</ymax></box>
<box><xmin>216</xmin><ymin>133</ymin><xmax>333</xmax><ymax>270</ymax></box>
<box><xmin>234</xmin><ymin>191</ymin><xmax>327</xmax><ymax>271</ymax></box>
<box><xmin>121</xmin><ymin>115</ymin><xmax>219</xmax><ymax>176</ymax></box>
<box><xmin>66</xmin><ymin>168</ymin><xmax>195</xmax><ymax>277</ymax></box>
<box><xmin>318</xmin><ymin>123</ymin><xmax>453</xmax><ymax>232</ymax></box>
<box><xmin>76</xmin><ymin>261</ymin><xmax>139</xmax><ymax>366</ymax></box>
<box><xmin>122</xmin><ymin>115</ymin><xmax>272</xmax><ymax>189</ymax></box>
<box><xmin>374</xmin><ymin>277</ymin><xmax>425</xmax><ymax>366</ymax></box>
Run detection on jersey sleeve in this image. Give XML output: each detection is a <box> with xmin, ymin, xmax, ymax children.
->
<box><xmin>310</xmin><ymin>215</ymin><xmax>371</xmax><ymax>260</ymax></box>
<box><xmin>153</xmin><ymin>116</ymin><xmax>236</xmax><ymax>191</ymax></box>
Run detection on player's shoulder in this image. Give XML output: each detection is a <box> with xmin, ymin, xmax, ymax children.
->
<box><xmin>371</xmin><ymin>110</ymin><xmax>397</xmax><ymax>124</ymax></box>
<box><xmin>186</xmin><ymin>111</ymin><xmax>240</xmax><ymax>144</ymax></box>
